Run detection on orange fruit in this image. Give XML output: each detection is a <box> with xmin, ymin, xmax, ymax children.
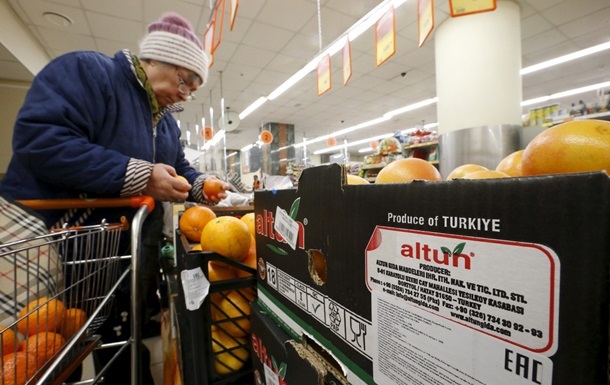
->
<box><xmin>203</xmin><ymin>179</ymin><xmax>225</xmax><ymax>200</ymax></box>
<box><xmin>61</xmin><ymin>308</ymin><xmax>87</xmax><ymax>339</ymax></box>
<box><xmin>0</xmin><ymin>326</ymin><xmax>17</xmax><ymax>356</ymax></box>
<box><xmin>446</xmin><ymin>164</ymin><xmax>488</xmax><ymax>180</ymax></box>
<box><xmin>208</xmin><ymin>261</ymin><xmax>237</xmax><ymax>282</ymax></box>
<box><xmin>17</xmin><ymin>297</ymin><xmax>66</xmax><ymax>337</ymax></box>
<box><xmin>496</xmin><ymin>150</ymin><xmax>524</xmax><ymax>177</ymax></box>
<box><xmin>179</xmin><ymin>206</ymin><xmax>217</xmax><ymax>242</ymax></box>
<box><xmin>346</xmin><ymin>174</ymin><xmax>369</xmax><ymax>184</ymax></box>
<box><xmin>462</xmin><ymin>170</ymin><xmax>510</xmax><ymax>179</ymax></box>
<box><xmin>201</xmin><ymin>216</ymin><xmax>251</xmax><ymax>261</ymax></box>
<box><xmin>19</xmin><ymin>331</ymin><xmax>65</xmax><ymax>365</ymax></box>
<box><xmin>239</xmin><ymin>213</ymin><xmax>255</xmax><ymax>237</ymax></box>
<box><xmin>174</xmin><ymin>175</ymin><xmax>191</xmax><ymax>192</ymax></box>
<box><xmin>522</xmin><ymin>119</ymin><xmax>610</xmax><ymax>176</ymax></box>
<box><xmin>212</xmin><ymin>290</ymin><xmax>251</xmax><ymax>337</ymax></box>
<box><xmin>236</xmin><ymin>237</ymin><xmax>256</xmax><ymax>278</ymax></box>
<box><xmin>375</xmin><ymin>158</ymin><xmax>441</xmax><ymax>183</ymax></box>
<box><xmin>1</xmin><ymin>351</ymin><xmax>38</xmax><ymax>385</ymax></box>
<box><xmin>211</xmin><ymin>328</ymin><xmax>249</xmax><ymax>376</ymax></box>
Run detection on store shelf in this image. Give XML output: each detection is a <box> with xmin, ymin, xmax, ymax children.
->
<box><xmin>403</xmin><ymin>141</ymin><xmax>438</xmax><ymax>150</ymax></box>
<box><xmin>362</xmin><ymin>163</ymin><xmax>387</xmax><ymax>170</ymax></box>
<box><xmin>551</xmin><ymin>111</ymin><xmax>610</xmax><ymax>125</ymax></box>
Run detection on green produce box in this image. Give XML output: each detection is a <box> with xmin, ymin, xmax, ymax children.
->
<box><xmin>254</xmin><ymin>163</ymin><xmax>609</xmax><ymax>385</ymax></box>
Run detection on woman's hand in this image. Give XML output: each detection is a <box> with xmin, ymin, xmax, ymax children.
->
<box><xmin>143</xmin><ymin>163</ymin><xmax>191</xmax><ymax>201</ymax></box>
<box><xmin>203</xmin><ymin>177</ymin><xmax>231</xmax><ymax>203</ymax></box>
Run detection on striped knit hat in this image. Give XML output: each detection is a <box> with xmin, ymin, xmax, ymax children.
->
<box><xmin>139</xmin><ymin>13</ymin><xmax>209</xmax><ymax>84</ymax></box>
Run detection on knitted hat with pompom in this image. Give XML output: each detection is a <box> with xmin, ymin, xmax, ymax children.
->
<box><xmin>139</xmin><ymin>12</ymin><xmax>209</xmax><ymax>84</ymax></box>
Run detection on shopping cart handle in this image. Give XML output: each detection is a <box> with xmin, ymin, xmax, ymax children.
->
<box><xmin>16</xmin><ymin>196</ymin><xmax>155</xmax><ymax>212</ymax></box>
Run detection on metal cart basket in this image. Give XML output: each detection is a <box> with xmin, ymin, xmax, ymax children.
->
<box><xmin>0</xmin><ymin>197</ymin><xmax>153</xmax><ymax>385</ymax></box>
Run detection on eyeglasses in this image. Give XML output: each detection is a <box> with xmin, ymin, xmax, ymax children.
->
<box><xmin>177</xmin><ymin>73</ymin><xmax>196</xmax><ymax>101</ymax></box>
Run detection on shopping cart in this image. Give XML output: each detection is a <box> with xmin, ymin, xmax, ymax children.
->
<box><xmin>0</xmin><ymin>197</ymin><xmax>154</xmax><ymax>385</ymax></box>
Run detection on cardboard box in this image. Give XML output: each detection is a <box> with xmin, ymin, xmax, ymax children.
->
<box><xmin>254</xmin><ymin>164</ymin><xmax>610</xmax><ymax>385</ymax></box>
<box><xmin>251</xmin><ymin>300</ymin><xmax>346</xmax><ymax>385</ymax></box>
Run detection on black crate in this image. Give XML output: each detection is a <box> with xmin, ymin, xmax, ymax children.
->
<box><xmin>173</xmin><ymin>231</ymin><xmax>256</xmax><ymax>385</ymax></box>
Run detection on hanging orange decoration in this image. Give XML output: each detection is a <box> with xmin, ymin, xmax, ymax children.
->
<box><xmin>260</xmin><ymin>130</ymin><xmax>273</xmax><ymax>144</ymax></box>
<box><xmin>370</xmin><ymin>140</ymin><xmax>379</xmax><ymax>150</ymax></box>
<box><xmin>326</xmin><ymin>137</ymin><xmax>337</xmax><ymax>147</ymax></box>
<box><xmin>204</xmin><ymin>127</ymin><xmax>214</xmax><ymax>141</ymax></box>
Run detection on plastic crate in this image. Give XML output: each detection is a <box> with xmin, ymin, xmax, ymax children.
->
<box><xmin>173</xmin><ymin>231</ymin><xmax>256</xmax><ymax>385</ymax></box>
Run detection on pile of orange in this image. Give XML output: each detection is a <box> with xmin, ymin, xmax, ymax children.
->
<box><xmin>3</xmin><ymin>298</ymin><xmax>89</xmax><ymax>383</ymax></box>
<box><xmin>445</xmin><ymin>120</ymin><xmax>610</xmax><ymax>180</ymax></box>
<box><xmin>180</xmin><ymin>206</ymin><xmax>217</xmax><ymax>242</ymax></box>
<box><xmin>211</xmin><ymin>328</ymin><xmax>249</xmax><ymax>376</ymax></box>
<box><xmin>17</xmin><ymin>297</ymin><xmax>67</xmax><ymax>337</ymax></box>
<box><xmin>0</xmin><ymin>351</ymin><xmax>39</xmax><ymax>385</ymax></box>
<box><xmin>376</xmin><ymin>158</ymin><xmax>442</xmax><ymax>183</ymax></box>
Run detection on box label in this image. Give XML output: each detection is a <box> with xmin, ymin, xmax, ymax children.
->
<box><xmin>265</xmin><ymin>262</ymin><xmax>373</xmax><ymax>359</ymax></box>
<box><xmin>366</xmin><ymin>226</ymin><xmax>559</xmax><ymax>384</ymax></box>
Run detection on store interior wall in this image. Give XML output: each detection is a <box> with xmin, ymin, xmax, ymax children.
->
<box><xmin>0</xmin><ymin>82</ymin><xmax>29</xmax><ymax>176</ymax></box>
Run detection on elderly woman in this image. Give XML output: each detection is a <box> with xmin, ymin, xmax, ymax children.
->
<box><xmin>0</xmin><ymin>12</ymin><xmax>228</xmax><ymax>383</ymax></box>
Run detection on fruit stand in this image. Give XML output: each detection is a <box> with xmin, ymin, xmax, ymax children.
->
<box><xmin>166</xmin><ymin>204</ymin><xmax>256</xmax><ymax>385</ymax></box>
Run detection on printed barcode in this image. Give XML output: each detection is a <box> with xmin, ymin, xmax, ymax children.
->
<box><xmin>286</xmin><ymin>231</ymin><xmax>295</xmax><ymax>242</ymax></box>
<box><xmin>279</xmin><ymin>222</ymin><xmax>287</xmax><ymax>233</ymax></box>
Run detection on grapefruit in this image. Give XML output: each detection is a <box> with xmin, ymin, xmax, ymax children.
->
<box><xmin>211</xmin><ymin>328</ymin><xmax>249</xmax><ymax>376</ymax></box>
<box><xmin>462</xmin><ymin>170</ymin><xmax>510</xmax><ymax>179</ymax></box>
<box><xmin>522</xmin><ymin>119</ymin><xmax>610</xmax><ymax>176</ymax></box>
<box><xmin>212</xmin><ymin>291</ymin><xmax>251</xmax><ymax>337</ymax></box>
<box><xmin>239</xmin><ymin>213</ymin><xmax>255</xmax><ymax>237</ymax></box>
<box><xmin>201</xmin><ymin>216</ymin><xmax>251</xmax><ymax>261</ymax></box>
<box><xmin>375</xmin><ymin>158</ymin><xmax>441</xmax><ymax>183</ymax></box>
<box><xmin>446</xmin><ymin>164</ymin><xmax>488</xmax><ymax>180</ymax></box>
<box><xmin>496</xmin><ymin>150</ymin><xmax>524</xmax><ymax>177</ymax></box>
<box><xmin>346</xmin><ymin>174</ymin><xmax>369</xmax><ymax>184</ymax></box>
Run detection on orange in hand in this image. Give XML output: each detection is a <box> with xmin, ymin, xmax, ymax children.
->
<box><xmin>174</xmin><ymin>175</ymin><xmax>191</xmax><ymax>192</ymax></box>
<box><xmin>203</xmin><ymin>179</ymin><xmax>225</xmax><ymax>201</ymax></box>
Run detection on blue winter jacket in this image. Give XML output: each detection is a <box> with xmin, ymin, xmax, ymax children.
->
<box><xmin>0</xmin><ymin>50</ymin><xmax>202</xmax><ymax>228</ymax></box>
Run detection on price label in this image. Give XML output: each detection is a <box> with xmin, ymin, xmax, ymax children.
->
<box><xmin>180</xmin><ymin>267</ymin><xmax>210</xmax><ymax>311</ymax></box>
<box><xmin>274</xmin><ymin>206</ymin><xmax>299</xmax><ymax>250</ymax></box>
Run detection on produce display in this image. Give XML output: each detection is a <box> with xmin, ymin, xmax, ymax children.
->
<box><xmin>176</xmin><ymin>206</ymin><xmax>257</xmax><ymax>380</ymax></box>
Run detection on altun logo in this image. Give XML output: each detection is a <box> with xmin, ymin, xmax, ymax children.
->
<box><xmin>400</xmin><ymin>241</ymin><xmax>472</xmax><ymax>269</ymax></box>
<box><xmin>256</xmin><ymin>198</ymin><xmax>305</xmax><ymax>255</ymax></box>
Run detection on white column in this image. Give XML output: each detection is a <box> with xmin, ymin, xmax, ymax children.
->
<box><xmin>435</xmin><ymin>1</ymin><xmax>522</xmax><ymax>134</ymax></box>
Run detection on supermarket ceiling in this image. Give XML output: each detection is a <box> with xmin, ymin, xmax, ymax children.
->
<box><xmin>1</xmin><ymin>0</ymin><xmax>609</xmax><ymax>155</ymax></box>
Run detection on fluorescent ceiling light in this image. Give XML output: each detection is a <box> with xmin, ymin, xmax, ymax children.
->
<box><xmin>294</xmin><ymin>116</ymin><xmax>391</xmax><ymax>149</ymax></box>
<box><xmin>520</xmin><ymin>41</ymin><xmax>610</xmax><ymax>75</ymax></box>
<box><xmin>521</xmin><ymin>81</ymin><xmax>610</xmax><ymax>107</ymax></box>
<box><xmin>358</xmin><ymin>147</ymin><xmax>375</xmax><ymax>153</ymax></box>
<box><xmin>241</xmin><ymin>143</ymin><xmax>254</xmax><ymax>152</ymax></box>
<box><xmin>314</xmin><ymin>133</ymin><xmax>393</xmax><ymax>155</ymax></box>
<box><xmin>384</xmin><ymin>97</ymin><xmax>438</xmax><ymax>117</ymax></box>
<box><xmin>239</xmin><ymin>97</ymin><xmax>267</xmax><ymax>120</ymax></box>
<box><xmin>268</xmin><ymin>61</ymin><xmax>317</xmax><ymax>100</ymax></box>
